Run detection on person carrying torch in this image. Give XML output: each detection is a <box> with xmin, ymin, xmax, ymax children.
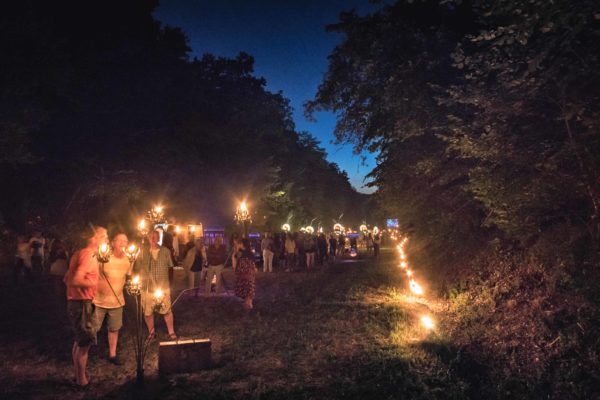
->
<box><xmin>134</xmin><ymin>230</ymin><xmax>177</xmax><ymax>341</ymax></box>
<box><xmin>92</xmin><ymin>233</ymin><xmax>132</xmax><ymax>365</ymax></box>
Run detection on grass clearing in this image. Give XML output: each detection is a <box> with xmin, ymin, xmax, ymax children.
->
<box><xmin>0</xmin><ymin>249</ymin><xmax>466</xmax><ymax>399</ymax></box>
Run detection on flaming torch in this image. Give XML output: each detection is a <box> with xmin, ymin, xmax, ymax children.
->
<box><xmin>409</xmin><ymin>279</ymin><xmax>424</xmax><ymax>296</ymax></box>
<box><xmin>235</xmin><ymin>200</ymin><xmax>251</xmax><ymax>237</ymax></box>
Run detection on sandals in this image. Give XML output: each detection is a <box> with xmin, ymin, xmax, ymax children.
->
<box><xmin>167</xmin><ymin>333</ymin><xmax>178</xmax><ymax>341</ymax></box>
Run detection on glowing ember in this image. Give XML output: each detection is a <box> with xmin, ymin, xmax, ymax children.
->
<box><xmin>410</xmin><ymin>279</ymin><xmax>424</xmax><ymax>296</ymax></box>
<box><xmin>421</xmin><ymin>315</ymin><xmax>435</xmax><ymax>330</ymax></box>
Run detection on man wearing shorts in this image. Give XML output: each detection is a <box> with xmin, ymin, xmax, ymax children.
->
<box><xmin>93</xmin><ymin>233</ymin><xmax>131</xmax><ymax>365</ymax></box>
<box><xmin>135</xmin><ymin>230</ymin><xmax>177</xmax><ymax>340</ymax></box>
<box><xmin>64</xmin><ymin>226</ymin><xmax>107</xmax><ymax>387</ymax></box>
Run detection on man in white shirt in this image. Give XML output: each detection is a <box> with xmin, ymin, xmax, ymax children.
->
<box><xmin>93</xmin><ymin>233</ymin><xmax>132</xmax><ymax>365</ymax></box>
<box><xmin>261</xmin><ymin>233</ymin><xmax>274</xmax><ymax>273</ymax></box>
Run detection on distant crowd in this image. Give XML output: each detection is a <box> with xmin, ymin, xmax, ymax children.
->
<box><xmin>8</xmin><ymin>226</ymin><xmax>383</xmax><ymax>387</ymax></box>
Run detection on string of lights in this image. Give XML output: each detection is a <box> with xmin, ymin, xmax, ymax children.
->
<box><xmin>395</xmin><ymin>237</ymin><xmax>435</xmax><ymax>331</ymax></box>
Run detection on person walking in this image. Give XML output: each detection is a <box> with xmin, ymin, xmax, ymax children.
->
<box><xmin>284</xmin><ymin>233</ymin><xmax>296</xmax><ymax>272</ymax></box>
<box><xmin>49</xmin><ymin>239</ymin><xmax>69</xmax><ymax>298</ymax></box>
<box><xmin>304</xmin><ymin>234</ymin><xmax>316</xmax><ymax>271</ymax></box>
<box><xmin>337</xmin><ymin>233</ymin><xmax>346</xmax><ymax>257</ymax></box>
<box><xmin>328</xmin><ymin>234</ymin><xmax>337</xmax><ymax>263</ymax></box>
<box><xmin>93</xmin><ymin>233</ymin><xmax>131</xmax><ymax>366</ymax></box>
<box><xmin>64</xmin><ymin>226</ymin><xmax>107</xmax><ymax>387</ymax></box>
<box><xmin>29</xmin><ymin>230</ymin><xmax>45</xmax><ymax>280</ymax></box>
<box><xmin>261</xmin><ymin>233</ymin><xmax>274</xmax><ymax>273</ymax></box>
<box><xmin>205</xmin><ymin>236</ymin><xmax>227</xmax><ymax>295</ymax></box>
<box><xmin>234</xmin><ymin>238</ymin><xmax>257</xmax><ymax>310</ymax></box>
<box><xmin>182</xmin><ymin>238</ymin><xmax>205</xmax><ymax>291</ymax></box>
<box><xmin>366</xmin><ymin>233</ymin><xmax>374</xmax><ymax>255</ymax></box>
<box><xmin>317</xmin><ymin>233</ymin><xmax>328</xmax><ymax>265</ymax></box>
<box><xmin>373</xmin><ymin>233</ymin><xmax>381</xmax><ymax>258</ymax></box>
<box><xmin>135</xmin><ymin>230</ymin><xmax>177</xmax><ymax>341</ymax></box>
<box><xmin>13</xmin><ymin>234</ymin><xmax>33</xmax><ymax>285</ymax></box>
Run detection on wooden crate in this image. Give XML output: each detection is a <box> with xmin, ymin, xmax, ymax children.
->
<box><xmin>158</xmin><ymin>338</ymin><xmax>212</xmax><ymax>374</ymax></box>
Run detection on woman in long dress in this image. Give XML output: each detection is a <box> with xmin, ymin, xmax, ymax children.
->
<box><xmin>233</xmin><ymin>238</ymin><xmax>257</xmax><ymax>310</ymax></box>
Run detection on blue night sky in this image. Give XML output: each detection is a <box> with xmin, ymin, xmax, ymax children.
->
<box><xmin>154</xmin><ymin>0</ymin><xmax>378</xmax><ymax>194</ymax></box>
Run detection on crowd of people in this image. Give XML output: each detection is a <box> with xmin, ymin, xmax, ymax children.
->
<box><xmin>7</xmin><ymin>225</ymin><xmax>383</xmax><ymax>387</ymax></box>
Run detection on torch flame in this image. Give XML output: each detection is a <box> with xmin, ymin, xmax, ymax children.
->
<box><xmin>154</xmin><ymin>205</ymin><xmax>163</xmax><ymax>213</ymax></box>
<box><xmin>400</xmin><ymin>261</ymin><xmax>408</xmax><ymax>269</ymax></box>
<box><xmin>410</xmin><ymin>279</ymin><xmax>424</xmax><ymax>296</ymax></box>
<box><xmin>154</xmin><ymin>288</ymin><xmax>164</xmax><ymax>299</ymax></box>
<box><xmin>139</xmin><ymin>219</ymin><xmax>146</xmax><ymax>230</ymax></box>
<box><xmin>239</xmin><ymin>201</ymin><xmax>248</xmax><ymax>212</ymax></box>
<box><xmin>132</xmin><ymin>275</ymin><xmax>140</xmax><ymax>284</ymax></box>
<box><xmin>421</xmin><ymin>315</ymin><xmax>435</xmax><ymax>330</ymax></box>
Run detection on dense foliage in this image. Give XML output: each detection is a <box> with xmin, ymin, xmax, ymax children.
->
<box><xmin>308</xmin><ymin>0</ymin><xmax>600</xmax><ymax>263</ymax></box>
<box><xmin>0</xmin><ymin>0</ymin><xmax>369</xmax><ymax>238</ymax></box>
<box><xmin>308</xmin><ymin>0</ymin><xmax>600</xmax><ymax>397</ymax></box>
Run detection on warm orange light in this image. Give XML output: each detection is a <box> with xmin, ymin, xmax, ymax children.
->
<box><xmin>138</xmin><ymin>219</ymin><xmax>146</xmax><ymax>230</ymax></box>
<box><xmin>410</xmin><ymin>279</ymin><xmax>424</xmax><ymax>296</ymax></box>
<box><xmin>400</xmin><ymin>261</ymin><xmax>408</xmax><ymax>269</ymax></box>
<box><xmin>154</xmin><ymin>205</ymin><xmax>163</xmax><ymax>213</ymax></box>
<box><xmin>239</xmin><ymin>201</ymin><xmax>248</xmax><ymax>213</ymax></box>
<box><xmin>175</xmin><ymin>225</ymin><xmax>181</xmax><ymax>234</ymax></box>
<box><xmin>406</xmin><ymin>269</ymin><xmax>413</xmax><ymax>277</ymax></box>
<box><xmin>421</xmin><ymin>315</ymin><xmax>435</xmax><ymax>330</ymax></box>
<box><xmin>132</xmin><ymin>275</ymin><xmax>140</xmax><ymax>285</ymax></box>
<box><xmin>189</xmin><ymin>225</ymin><xmax>196</xmax><ymax>233</ymax></box>
<box><xmin>154</xmin><ymin>288</ymin><xmax>164</xmax><ymax>300</ymax></box>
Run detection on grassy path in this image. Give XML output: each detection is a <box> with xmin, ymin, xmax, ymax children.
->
<box><xmin>0</xmin><ymin>249</ymin><xmax>467</xmax><ymax>399</ymax></box>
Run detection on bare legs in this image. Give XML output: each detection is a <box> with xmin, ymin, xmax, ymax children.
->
<box><xmin>144</xmin><ymin>312</ymin><xmax>176</xmax><ymax>338</ymax></box>
<box><xmin>72</xmin><ymin>342</ymin><xmax>91</xmax><ymax>386</ymax></box>
<box><xmin>243</xmin><ymin>297</ymin><xmax>253</xmax><ymax>310</ymax></box>
<box><xmin>108</xmin><ymin>330</ymin><xmax>119</xmax><ymax>358</ymax></box>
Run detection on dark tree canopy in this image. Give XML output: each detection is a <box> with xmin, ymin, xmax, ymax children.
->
<box><xmin>308</xmin><ymin>0</ymin><xmax>600</xmax><ymax>260</ymax></box>
<box><xmin>0</xmin><ymin>0</ymin><xmax>370</xmax><ymax>239</ymax></box>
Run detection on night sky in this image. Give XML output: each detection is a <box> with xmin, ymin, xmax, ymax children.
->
<box><xmin>154</xmin><ymin>0</ymin><xmax>378</xmax><ymax>194</ymax></box>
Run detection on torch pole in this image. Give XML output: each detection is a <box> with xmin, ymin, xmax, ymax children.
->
<box><xmin>135</xmin><ymin>292</ymin><xmax>144</xmax><ymax>386</ymax></box>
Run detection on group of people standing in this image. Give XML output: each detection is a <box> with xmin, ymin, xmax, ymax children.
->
<box><xmin>63</xmin><ymin>227</ymin><xmax>179</xmax><ymax>387</ymax></box>
<box><xmin>258</xmin><ymin>230</ymin><xmax>382</xmax><ymax>272</ymax></box>
<box><xmin>62</xmin><ymin>226</ymin><xmax>262</xmax><ymax>387</ymax></box>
